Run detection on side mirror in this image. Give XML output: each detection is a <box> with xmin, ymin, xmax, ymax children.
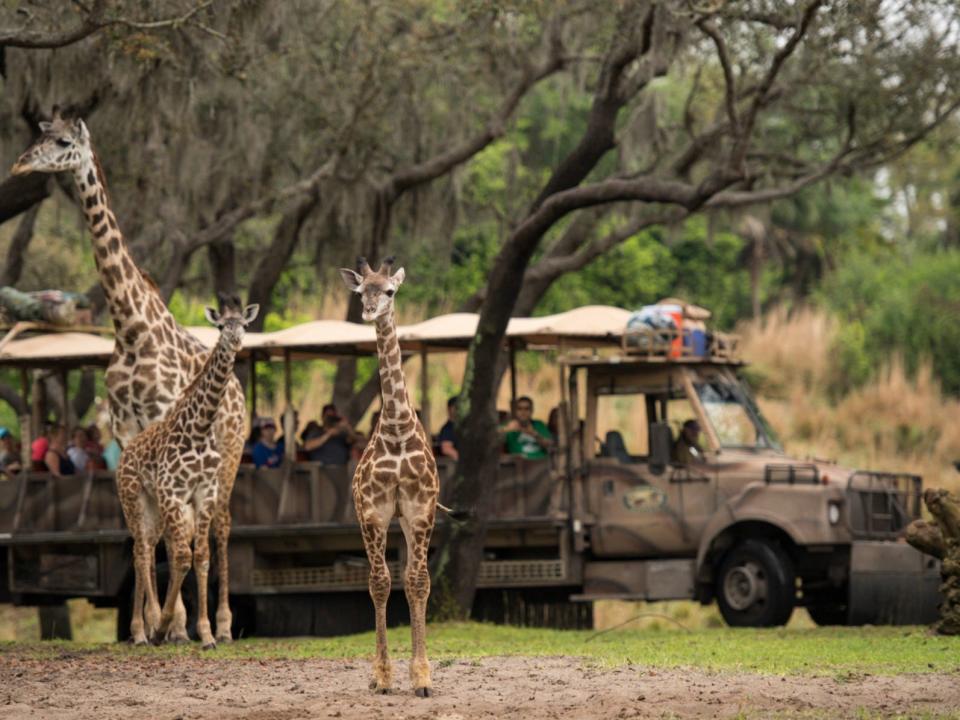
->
<box><xmin>649</xmin><ymin>422</ymin><xmax>672</xmax><ymax>475</ymax></box>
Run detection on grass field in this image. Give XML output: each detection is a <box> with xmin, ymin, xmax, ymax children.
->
<box><xmin>3</xmin><ymin>621</ymin><xmax>958</xmax><ymax>677</ymax></box>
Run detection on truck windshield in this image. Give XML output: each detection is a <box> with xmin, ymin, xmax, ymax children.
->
<box><xmin>695</xmin><ymin>379</ymin><xmax>782</xmax><ymax>451</ymax></box>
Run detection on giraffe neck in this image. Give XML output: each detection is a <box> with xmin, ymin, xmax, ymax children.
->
<box><xmin>374</xmin><ymin>310</ymin><xmax>414</xmax><ymax>432</ymax></box>
<box><xmin>177</xmin><ymin>331</ymin><xmax>241</xmax><ymax>437</ymax></box>
<box><xmin>72</xmin><ymin>147</ymin><xmax>169</xmax><ymax>333</ymax></box>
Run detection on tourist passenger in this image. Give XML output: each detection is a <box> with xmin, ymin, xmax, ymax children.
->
<box><xmin>31</xmin><ymin>420</ymin><xmax>54</xmax><ymax>465</ymax></box>
<box><xmin>437</xmin><ymin>395</ymin><xmax>459</xmax><ymax>460</ymax></box>
<box><xmin>67</xmin><ymin>427</ymin><xmax>90</xmax><ymax>471</ymax></box>
<box><xmin>302</xmin><ymin>403</ymin><xmax>357</xmax><ymax>465</ymax></box>
<box><xmin>673</xmin><ymin>419</ymin><xmax>705</xmax><ymax>464</ymax></box>
<box><xmin>102</xmin><ymin>436</ymin><xmax>121</xmax><ymax>471</ymax></box>
<box><xmin>44</xmin><ymin>425</ymin><xmax>75</xmax><ymax>477</ymax></box>
<box><xmin>0</xmin><ymin>428</ymin><xmax>22</xmax><ymax>477</ymax></box>
<box><xmin>251</xmin><ymin>418</ymin><xmax>284</xmax><ymax>468</ymax></box>
<box><xmin>503</xmin><ymin>396</ymin><xmax>554</xmax><ymax>460</ymax></box>
<box><xmin>84</xmin><ymin>424</ymin><xmax>106</xmax><ymax>468</ymax></box>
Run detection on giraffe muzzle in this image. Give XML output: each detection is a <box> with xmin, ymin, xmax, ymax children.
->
<box><xmin>10</xmin><ymin>161</ymin><xmax>32</xmax><ymax>176</ymax></box>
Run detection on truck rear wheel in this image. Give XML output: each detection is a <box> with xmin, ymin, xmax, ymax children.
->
<box><xmin>716</xmin><ymin>539</ymin><xmax>795</xmax><ymax>627</ymax></box>
<box><xmin>806</xmin><ymin>587</ymin><xmax>850</xmax><ymax>626</ymax></box>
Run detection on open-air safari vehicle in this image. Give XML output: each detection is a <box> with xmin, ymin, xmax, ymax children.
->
<box><xmin>0</xmin><ymin>304</ymin><xmax>941</xmax><ymax>637</ymax></box>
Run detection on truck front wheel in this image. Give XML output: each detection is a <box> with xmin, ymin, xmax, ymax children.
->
<box><xmin>716</xmin><ymin>539</ymin><xmax>795</xmax><ymax>627</ymax></box>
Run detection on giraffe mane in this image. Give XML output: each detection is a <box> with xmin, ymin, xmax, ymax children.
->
<box><xmin>139</xmin><ymin>268</ymin><xmax>160</xmax><ymax>293</ymax></box>
<box><xmin>91</xmin><ymin>150</ymin><xmax>111</xmax><ymax>206</ymax></box>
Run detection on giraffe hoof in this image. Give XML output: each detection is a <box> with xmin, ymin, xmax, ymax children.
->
<box><xmin>202</xmin><ymin>641</ymin><xmax>217</xmax><ymax>651</ymax></box>
<box><xmin>167</xmin><ymin>634</ymin><xmax>190</xmax><ymax>646</ymax></box>
<box><xmin>369</xmin><ymin>680</ymin><xmax>391</xmax><ymax>694</ymax></box>
<box><xmin>150</xmin><ymin>633</ymin><xmax>164</xmax><ymax>647</ymax></box>
<box><xmin>414</xmin><ymin>687</ymin><xmax>433</xmax><ymax>698</ymax></box>
<box><xmin>215</xmin><ymin>634</ymin><xmax>233</xmax><ymax>644</ymax></box>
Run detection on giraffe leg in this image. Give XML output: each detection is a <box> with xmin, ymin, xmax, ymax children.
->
<box><xmin>130</xmin><ymin>536</ymin><xmax>150</xmax><ymax>646</ymax></box>
<box><xmin>213</xmin><ymin>428</ymin><xmax>241</xmax><ymax>643</ymax></box>
<box><xmin>360</xmin><ymin>514</ymin><xmax>393</xmax><ymax>693</ymax></box>
<box><xmin>193</xmin><ymin>476</ymin><xmax>218</xmax><ymax>650</ymax></box>
<box><xmin>160</xmin><ymin>535</ymin><xmax>191</xmax><ymax>644</ymax></box>
<box><xmin>144</xmin><ymin>529</ymin><xmax>162</xmax><ymax>639</ymax></box>
<box><xmin>153</xmin><ymin>508</ymin><xmax>192</xmax><ymax>645</ymax></box>
<box><xmin>400</xmin><ymin>502</ymin><xmax>436</xmax><ymax>697</ymax></box>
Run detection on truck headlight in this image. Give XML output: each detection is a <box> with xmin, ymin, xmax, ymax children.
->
<box><xmin>827</xmin><ymin>501</ymin><xmax>842</xmax><ymax>525</ymax></box>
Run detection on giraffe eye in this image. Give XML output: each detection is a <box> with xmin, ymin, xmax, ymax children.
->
<box><xmin>385</xmin><ymin>289</ymin><xmax>395</xmax><ymax>297</ymax></box>
<box><xmin>55</xmin><ymin>139</ymin><xmax>72</xmax><ymax>148</ymax></box>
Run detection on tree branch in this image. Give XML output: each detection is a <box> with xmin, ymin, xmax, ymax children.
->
<box><xmin>696</xmin><ymin>18</ymin><xmax>739</xmax><ymax>138</ymax></box>
<box><xmin>733</xmin><ymin>0</ymin><xmax>824</xmax><ymax>165</ymax></box>
<box><xmin>389</xmin><ymin>23</ymin><xmax>565</xmax><ymax>197</ymax></box>
<box><xmin>0</xmin><ymin>0</ymin><xmax>216</xmax><ymax>49</ymax></box>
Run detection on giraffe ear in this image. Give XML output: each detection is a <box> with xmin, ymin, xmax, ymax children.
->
<box><xmin>339</xmin><ymin>268</ymin><xmax>363</xmax><ymax>292</ymax></box>
<box><xmin>74</xmin><ymin>118</ymin><xmax>90</xmax><ymax>143</ymax></box>
<box><xmin>204</xmin><ymin>306</ymin><xmax>222</xmax><ymax>327</ymax></box>
<box><xmin>390</xmin><ymin>267</ymin><xmax>405</xmax><ymax>286</ymax></box>
<box><xmin>38</xmin><ymin>121</ymin><xmax>53</xmax><ymax>133</ymax></box>
<box><xmin>242</xmin><ymin>304</ymin><xmax>260</xmax><ymax>325</ymax></box>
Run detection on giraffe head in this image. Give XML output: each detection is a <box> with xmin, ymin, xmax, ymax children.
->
<box><xmin>203</xmin><ymin>294</ymin><xmax>259</xmax><ymax>352</ymax></box>
<box><xmin>339</xmin><ymin>256</ymin><xmax>406</xmax><ymax>322</ymax></box>
<box><xmin>11</xmin><ymin>107</ymin><xmax>92</xmax><ymax>176</ymax></box>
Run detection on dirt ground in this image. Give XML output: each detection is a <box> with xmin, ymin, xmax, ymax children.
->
<box><xmin>1</xmin><ymin>650</ymin><xmax>957</xmax><ymax>720</ymax></box>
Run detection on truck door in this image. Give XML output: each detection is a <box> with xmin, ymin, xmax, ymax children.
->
<box><xmin>587</xmin><ymin>391</ymin><xmax>700</xmax><ymax>557</ymax></box>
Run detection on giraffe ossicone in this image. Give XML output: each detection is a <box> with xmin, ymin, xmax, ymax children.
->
<box><xmin>340</xmin><ymin>257</ymin><xmax>440</xmax><ymax>697</ymax></box>
<box><xmin>12</xmin><ymin>109</ymin><xmax>248</xmax><ymax>644</ymax></box>
<box><xmin>115</xmin><ymin>301</ymin><xmax>258</xmax><ymax>649</ymax></box>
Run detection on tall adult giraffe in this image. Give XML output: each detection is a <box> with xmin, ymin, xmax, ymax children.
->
<box><xmin>340</xmin><ymin>257</ymin><xmax>439</xmax><ymax>697</ymax></box>
<box><xmin>12</xmin><ymin>108</ymin><xmax>244</xmax><ymax>644</ymax></box>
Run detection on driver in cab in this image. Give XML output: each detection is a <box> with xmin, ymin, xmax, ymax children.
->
<box><xmin>673</xmin><ymin>419</ymin><xmax>705</xmax><ymax>464</ymax></box>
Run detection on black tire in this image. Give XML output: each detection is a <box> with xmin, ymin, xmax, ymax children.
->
<box><xmin>806</xmin><ymin>586</ymin><xmax>850</xmax><ymax>626</ymax></box>
<box><xmin>716</xmin><ymin>539</ymin><xmax>795</xmax><ymax>627</ymax></box>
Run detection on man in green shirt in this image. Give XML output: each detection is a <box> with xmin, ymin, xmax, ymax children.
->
<box><xmin>503</xmin><ymin>396</ymin><xmax>554</xmax><ymax>460</ymax></box>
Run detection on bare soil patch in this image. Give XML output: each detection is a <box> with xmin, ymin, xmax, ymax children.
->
<box><xmin>0</xmin><ymin>649</ymin><xmax>956</xmax><ymax>719</ymax></box>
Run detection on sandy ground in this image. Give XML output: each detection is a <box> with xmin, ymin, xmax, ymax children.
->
<box><xmin>0</xmin><ymin>650</ymin><xmax>958</xmax><ymax>720</ymax></box>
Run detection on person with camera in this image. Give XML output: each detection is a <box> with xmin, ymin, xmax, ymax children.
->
<box><xmin>302</xmin><ymin>403</ymin><xmax>359</xmax><ymax>465</ymax></box>
<box><xmin>503</xmin><ymin>396</ymin><xmax>554</xmax><ymax>460</ymax></box>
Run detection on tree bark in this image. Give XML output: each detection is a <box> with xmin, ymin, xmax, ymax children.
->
<box><xmin>208</xmin><ymin>239</ymin><xmax>237</xmax><ymax>298</ymax></box>
<box><xmin>906</xmin><ymin>488</ymin><xmax>960</xmax><ymax>635</ymax></box>
<box><xmin>1</xmin><ymin>202</ymin><xmax>41</xmax><ymax>287</ymax></box>
<box><xmin>245</xmin><ymin>193</ymin><xmax>320</xmax><ymax>332</ymax></box>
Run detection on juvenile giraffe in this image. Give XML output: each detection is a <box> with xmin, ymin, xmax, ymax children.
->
<box><xmin>340</xmin><ymin>258</ymin><xmax>439</xmax><ymax>697</ymax></box>
<box><xmin>12</xmin><ymin>108</ymin><xmax>245</xmax><ymax>643</ymax></box>
<box><xmin>116</xmin><ymin>300</ymin><xmax>258</xmax><ymax>648</ymax></box>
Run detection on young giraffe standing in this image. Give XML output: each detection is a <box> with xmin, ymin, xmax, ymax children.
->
<box><xmin>116</xmin><ymin>300</ymin><xmax>258</xmax><ymax>648</ymax></box>
<box><xmin>340</xmin><ymin>258</ymin><xmax>439</xmax><ymax>697</ymax></box>
<box><xmin>12</xmin><ymin>109</ymin><xmax>245</xmax><ymax>643</ymax></box>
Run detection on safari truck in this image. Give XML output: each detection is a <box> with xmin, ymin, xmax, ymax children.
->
<box><xmin>0</xmin><ymin>306</ymin><xmax>941</xmax><ymax>638</ymax></box>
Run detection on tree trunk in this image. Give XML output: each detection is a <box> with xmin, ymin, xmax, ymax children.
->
<box><xmin>246</xmin><ymin>194</ymin><xmax>319</xmax><ymax>332</ymax></box>
<box><xmin>906</xmin><ymin>488</ymin><xmax>960</xmax><ymax>635</ymax></box>
<box><xmin>208</xmin><ymin>238</ymin><xmax>237</xmax><ymax>297</ymax></box>
<box><xmin>331</xmin><ymin>297</ymin><xmax>363</xmax><ymax>410</ymax></box>
<box><xmin>430</xmin><ymin>3</ymin><xmax>680</xmax><ymax>617</ymax></box>
<box><xmin>1</xmin><ymin>203</ymin><xmax>41</xmax><ymax>287</ymax></box>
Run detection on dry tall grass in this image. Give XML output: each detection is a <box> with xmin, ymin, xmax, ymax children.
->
<box><xmin>740</xmin><ymin>307</ymin><xmax>960</xmax><ymax>492</ymax></box>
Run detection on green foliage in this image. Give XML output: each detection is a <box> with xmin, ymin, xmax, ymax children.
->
<box><xmin>538</xmin><ymin>216</ymin><xmax>759</xmax><ymax>329</ymax></box>
<box><xmin>820</xmin><ymin>249</ymin><xmax>960</xmax><ymax>395</ymax></box>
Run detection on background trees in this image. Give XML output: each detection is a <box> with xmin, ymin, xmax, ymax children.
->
<box><xmin>3</xmin><ymin>0</ymin><xmax>960</xmax><ymax>615</ymax></box>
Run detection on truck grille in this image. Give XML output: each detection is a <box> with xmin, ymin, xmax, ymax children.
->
<box><xmin>846</xmin><ymin>471</ymin><xmax>922</xmax><ymax>539</ymax></box>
